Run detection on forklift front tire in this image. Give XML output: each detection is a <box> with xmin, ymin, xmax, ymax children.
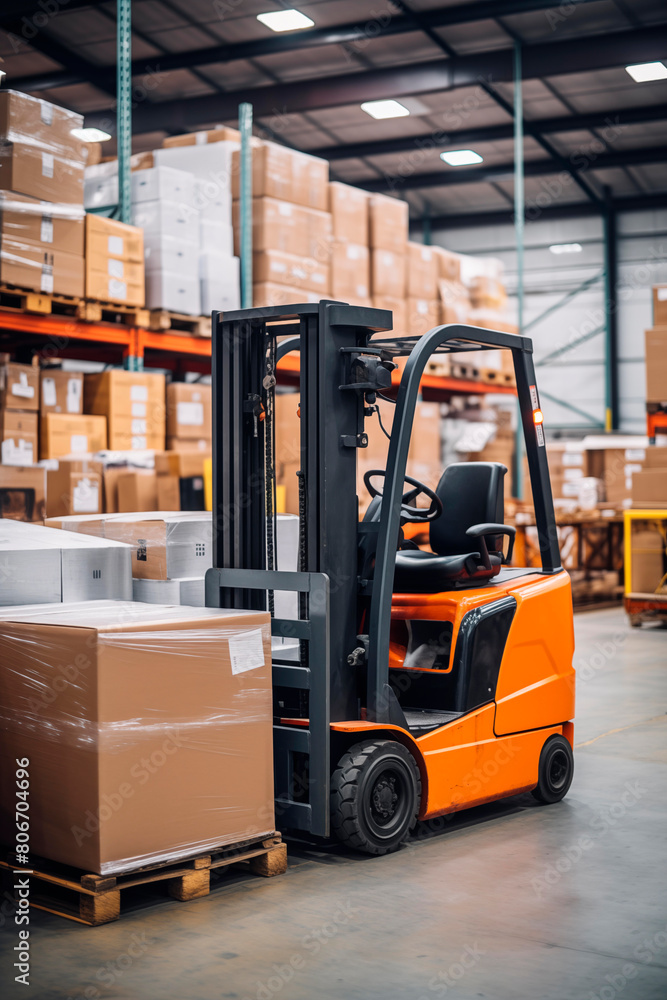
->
<box><xmin>330</xmin><ymin>739</ymin><xmax>421</xmax><ymax>856</ymax></box>
<box><xmin>531</xmin><ymin>734</ymin><xmax>574</xmax><ymax>805</ymax></box>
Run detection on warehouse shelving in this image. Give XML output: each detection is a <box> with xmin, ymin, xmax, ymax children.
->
<box><xmin>0</xmin><ymin>306</ymin><xmax>518</xmax><ymax>400</ymax></box>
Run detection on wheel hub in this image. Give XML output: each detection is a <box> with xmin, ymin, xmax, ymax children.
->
<box><xmin>371</xmin><ymin>775</ymin><xmax>398</xmax><ymax>820</ymax></box>
<box><xmin>549</xmin><ymin>749</ymin><xmax>568</xmax><ymax>789</ymax></box>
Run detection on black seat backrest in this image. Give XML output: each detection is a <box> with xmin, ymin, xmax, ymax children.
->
<box><xmin>430</xmin><ymin>462</ymin><xmax>507</xmax><ymax>556</ymax></box>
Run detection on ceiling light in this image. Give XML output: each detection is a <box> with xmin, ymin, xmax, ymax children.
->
<box><xmin>440</xmin><ymin>149</ymin><xmax>483</xmax><ymax>166</ymax></box>
<box><xmin>549</xmin><ymin>243</ymin><xmax>583</xmax><ymax>255</ymax></box>
<box><xmin>71</xmin><ymin>127</ymin><xmax>112</xmax><ymax>142</ymax></box>
<box><xmin>360</xmin><ymin>99</ymin><xmax>411</xmax><ymax>120</ymax></box>
<box><xmin>256</xmin><ymin>10</ymin><xmax>314</xmax><ymax>32</ymax></box>
<box><xmin>625</xmin><ymin>61</ymin><xmax>667</xmax><ymax>83</ymax></box>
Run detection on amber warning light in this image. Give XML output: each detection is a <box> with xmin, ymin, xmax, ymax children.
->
<box><xmin>533</xmin><ymin>409</ymin><xmax>544</xmax><ymax>425</ymax></box>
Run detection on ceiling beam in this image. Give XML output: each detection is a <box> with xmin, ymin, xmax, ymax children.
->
<box><xmin>313</xmin><ymin>103</ymin><xmax>667</xmax><ymax>162</ymax></box>
<box><xmin>9</xmin><ymin>0</ymin><xmax>606</xmax><ymax>93</ymax></box>
<box><xmin>356</xmin><ymin>145</ymin><xmax>667</xmax><ymax>192</ymax></box>
<box><xmin>82</xmin><ymin>25</ymin><xmax>667</xmax><ymax>135</ymax></box>
<box><xmin>422</xmin><ymin>192</ymin><xmax>667</xmax><ymax>228</ymax></box>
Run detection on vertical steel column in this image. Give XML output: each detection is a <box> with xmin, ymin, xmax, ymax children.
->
<box><xmin>116</xmin><ymin>0</ymin><xmax>132</xmax><ymax>226</ymax></box>
<box><xmin>239</xmin><ymin>103</ymin><xmax>253</xmax><ymax>309</ymax></box>
<box><xmin>603</xmin><ymin>185</ymin><xmax>619</xmax><ymax>431</ymax></box>
<box><xmin>513</xmin><ymin>39</ymin><xmax>525</xmax><ymax>499</ymax></box>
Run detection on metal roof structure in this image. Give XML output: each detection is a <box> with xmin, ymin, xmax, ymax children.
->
<box><xmin>2</xmin><ymin>0</ymin><xmax>666</xmax><ymax>224</ymax></box>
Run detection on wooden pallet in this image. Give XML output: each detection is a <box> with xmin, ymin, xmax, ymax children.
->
<box><xmin>77</xmin><ymin>299</ymin><xmax>150</xmax><ymax>328</ymax></box>
<box><xmin>0</xmin><ymin>283</ymin><xmax>82</xmax><ymax>318</ymax></box>
<box><xmin>0</xmin><ymin>832</ymin><xmax>286</xmax><ymax>926</ymax></box>
<box><xmin>450</xmin><ymin>361</ymin><xmax>481</xmax><ymax>381</ymax></box>
<box><xmin>423</xmin><ymin>359</ymin><xmax>452</xmax><ymax>378</ymax></box>
<box><xmin>479</xmin><ymin>367</ymin><xmax>516</xmax><ymax>388</ymax></box>
<box><xmin>148</xmin><ymin>309</ymin><xmax>210</xmax><ymax>338</ymax></box>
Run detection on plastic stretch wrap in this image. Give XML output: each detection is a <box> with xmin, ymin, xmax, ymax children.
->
<box><xmin>0</xmin><ymin>601</ymin><xmax>275</xmax><ymax>874</ymax></box>
<box><xmin>0</xmin><ymin>91</ymin><xmax>86</xmax><ymax>206</ymax></box>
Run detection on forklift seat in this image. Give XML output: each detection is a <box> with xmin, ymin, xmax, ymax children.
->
<box><xmin>394</xmin><ymin>462</ymin><xmax>512</xmax><ymax>592</ymax></box>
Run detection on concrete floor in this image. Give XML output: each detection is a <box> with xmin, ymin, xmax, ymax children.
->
<box><xmin>1</xmin><ymin>607</ymin><xmax>666</xmax><ymax>1000</ymax></box>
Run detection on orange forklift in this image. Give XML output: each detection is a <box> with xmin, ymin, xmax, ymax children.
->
<box><xmin>205</xmin><ymin>301</ymin><xmax>575</xmax><ymax>855</ymax></box>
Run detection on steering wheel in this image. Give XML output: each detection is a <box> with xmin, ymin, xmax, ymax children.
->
<box><xmin>363</xmin><ymin>469</ymin><xmax>443</xmax><ymax>524</ymax></box>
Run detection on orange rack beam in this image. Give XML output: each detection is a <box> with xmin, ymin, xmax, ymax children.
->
<box><xmin>0</xmin><ymin>307</ymin><xmax>518</xmax><ymax>399</ymax></box>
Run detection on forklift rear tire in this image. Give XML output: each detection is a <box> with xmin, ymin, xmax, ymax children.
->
<box><xmin>531</xmin><ymin>734</ymin><xmax>574</xmax><ymax>804</ymax></box>
<box><xmin>330</xmin><ymin>740</ymin><xmax>421</xmax><ymax>856</ymax></box>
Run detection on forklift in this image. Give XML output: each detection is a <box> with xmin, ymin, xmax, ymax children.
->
<box><xmin>205</xmin><ymin>301</ymin><xmax>575</xmax><ymax>855</ymax></box>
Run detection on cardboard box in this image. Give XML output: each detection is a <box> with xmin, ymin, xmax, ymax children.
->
<box><xmin>0</xmin><ymin>90</ymin><xmax>84</xmax><ymax>158</ymax></box>
<box><xmin>407</xmin><ymin>242</ymin><xmax>438</xmax><ymax>300</ymax></box>
<box><xmin>97</xmin><ymin>456</ymin><xmax>155</xmax><ymax>514</ymax></box>
<box><xmin>155</xmin><ymin>450</ymin><xmax>209</xmax><ymax>477</ymax></box>
<box><xmin>44</xmin><ymin>513</ymin><xmax>107</xmax><ymax>535</ymax></box>
<box><xmin>0</xmin><ymin>520</ymin><xmax>132</xmax><ymax>605</ymax></box>
<box><xmin>132</xmin><ymin>577</ymin><xmax>205</xmax><ymax>606</ymax></box>
<box><xmin>330</xmin><ymin>242</ymin><xmax>369</xmax><ymax>301</ymax></box>
<box><xmin>155</xmin><ymin>141</ymin><xmax>238</xmax><ymax>229</ymax></box>
<box><xmin>200</xmin><ymin>218</ymin><xmax>234</xmax><ymax>255</ymax></box>
<box><xmin>0</xmin><ymin>600</ymin><xmax>274</xmax><ymax>873</ymax></box>
<box><xmin>85</xmin><ymin>213</ymin><xmax>145</xmax><ymax>263</ymax></box>
<box><xmin>369</xmin><ymin>194</ymin><xmax>409</xmax><ymax>253</ymax></box>
<box><xmin>433</xmin><ymin>246</ymin><xmax>461</xmax><ymax>282</ymax></box>
<box><xmin>371</xmin><ymin>248</ymin><xmax>406</xmax><ymax>298</ymax></box>
<box><xmin>630</xmin><ymin>527</ymin><xmax>665</xmax><ymax>592</ymax></box>
<box><xmin>132</xmin><ymin>199</ymin><xmax>199</xmax><ymax>246</ymax></box>
<box><xmin>645</xmin><ymin>327</ymin><xmax>667</xmax><ymax>404</ymax></box>
<box><xmin>252</xmin><ymin>282</ymin><xmax>319</xmax><ymax>309</ymax></box>
<box><xmin>0</xmin><ymin>191</ymin><xmax>84</xmax><ymax>256</ymax></box>
<box><xmin>45</xmin><ymin>458</ymin><xmax>103</xmax><ymax>517</ymax></box>
<box><xmin>166</xmin><ymin>383</ymin><xmax>211</xmax><ymax>441</ymax></box>
<box><xmin>117</xmin><ymin>469</ymin><xmax>158</xmax><ymax>512</ymax></box>
<box><xmin>585</xmin><ymin>439</ymin><xmax>648</xmax><ymax>504</ymax></box>
<box><xmin>157</xmin><ymin>473</ymin><xmax>180</xmax><ymax>511</ymax></box>
<box><xmin>155</xmin><ymin>450</ymin><xmax>209</xmax><ymax>511</ymax></box>
<box><xmin>407</xmin><ymin>298</ymin><xmax>440</xmax><ymax>336</ymax></box>
<box><xmin>83</xmin><ymin>154</ymin><xmax>155</xmax><ymax>211</ymax></box>
<box><xmin>254</xmin><ymin>249</ymin><xmax>329</xmax><ymax>296</ymax></box>
<box><xmin>373</xmin><ymin>295</ymin><xmax>407</xmax><ymax>334</ymax></box>
<box><xmin>146</xmin><ymin>271</ymin><xmax>201</xmax><ymax>315</ymax></box>
<box><xmin>0</xmin><ymin>141</ymin><xmax>84</xmax><ymax>204</ymax></box>
<box><xmin>40</xmin><ymin>369</ymin><xmax>83</xmax><ymax>416</ymax></box>
<box><xmin>232</xmin><ymin>142</ymin><xmax>328</xmax><ymax>211</ymax></box>
<box><xmin>162</xmin><ymin>127</ymin><xmax>240</xmax><ymax>148</ymax></box>
<box><xmin>40</xmin><ymin>413</ymin><xmax>107</xmax><ymax>460</ymax></box>
<box><xmin>0</xmin><ymin>410</ymin><xmax>38</xmax><ymax>466</ymax></box>
<box><xmin>200</xmin><ymin>254</ymin><xmax>240</xmax><ymax>314</ymax></box>
<box><xmin>0</xmin><ymin>359</ymin><xmax>39</xmax><ymax>412</ymax></box>
<box><xmin>438</xmin><ymin>278</ymin><xmax>471</xmax><ymax>325</ymax></box>
<box><xmin>144</xmin><ymin>234</ymin><xmax>200</xmax><ymax>278</ymax></box>
<box><xmin>131</xmin><ymin>165</ymin><xmax>196</xmax><ymax>206</ymax></box>
<box><xmin>329</xmin><ymin>182</ymin><xmax>368</xmax><ymax>245</ymax></box>
<box><xmin>653</xmin><ymin>285</ymin><xmax>667</xmax><ymax>327</ymax></box>
<box><xmin>469</xmin><ymin>275</ymin><xmax>507</xmax><ymax>310</ymax></box>
<box><xmin>84</xmin><ymin>370</ymin><xmax>165</xmax><ymax>451</ymax></box>
<box><xmin>104</xmin><ymin>511</ymin><xmax>212</xmax><ymax>580</ymax></box>
<box><xmin>233</xmin><ymin>198</ymin><xmax>332</xmax><ymax>259</ymax></box>
<box><xmin>85</xmin><ymin>214</ymin><xmax>145</xmax><ymax>306</ymax></box>
<box><xmin>0</xmin><ymin>239</ymin><xmax>84</xmax><ymax>297</ymax></box>
<box><xmin>631</xmin><ymin>469</ymin><xmax>667</xmax><ymax>507</ymax></box>
<box><xmin>167</xmin><ymin>436</ymin><xmax>212</xmax><ymax>452</ymax></box>
<box><xmin>0</xmin><ymin>464</ymin><xmax>46</xmax><ymax>521</ymax></box>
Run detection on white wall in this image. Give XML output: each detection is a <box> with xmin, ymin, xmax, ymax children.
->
<box><xmin>430</xmin><ymin>208</ymin><xmax>667</xmax><ymax>435</ymax></box>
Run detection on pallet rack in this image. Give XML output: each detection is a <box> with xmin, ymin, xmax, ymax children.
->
<box><xmin>0</xmin><ymin>306</ymin><xmax>518</xmax><ymax>400</ymax></box>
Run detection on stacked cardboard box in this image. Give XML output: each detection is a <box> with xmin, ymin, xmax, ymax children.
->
<box><xmin>0</xmin><ymin>356</ymin><xmax>39</xmax><ymax>466</ymax></box>
<box><xmin>155</xmin><ymin>138</ymin><xmax>241</xmax><ymax>314</ymax></box>
<box><xmin>0</xmin><ymin>520</ymin><xmax>132</xmax><ymax>604</ymax></box>
<box><xmin>0</xmin><ymin>600</ymin><xmax>274</xmax><ymax>874</ymax></box>
<box><xmin>84</xmin><ymin>214</ymin><xmax>144</xmax><ymax>307</ymax></box>
<box><xmin>132</xmin><ymin>165</ymin><xmax>200</xmax><ymax>314</ymax></box>
<box><xmin>369</xmin><ymin>194</ymin><xmax>409</xmax><ymax>327</ymax></box>
<box><xmin>84</xmin><ymin>369</ymin><xmax>165</xmax><ymax>452</ymax></box>
<box><xmin>230</xmin><ymin>139</ymin><xmax>331</xmax><ymax>308</ymax></box>
<box><xmin>45</xmin><ymin>458</ymin><xmax>103</xmax><ymax>517</ymax></box>
<box><xmin>329</xmin><ymin>182</ymin><xmax>371</xmax><ymax>306</ymax></box>
<box><xmin>156</xmin><ymin>450</ymin><xmax>209</xmax><ymax>511</ymax></box>
<box><xmin>645</xmin><ymin>286</ymin><xmax>667</xmax><ymax>410</ymax></box>
<box><xmin>166</xmin><ymin>381</ymin><xmax>212</xmax><ymax>451</ymax></box>
<box><xmin>0</xmin><ymin>91</ymin><xmax>85</xmax><ymax>298</ymax></box>
<box><xmin>83</xmin><ymin>152</ymin><xmax>154</xmax><ymax>210</ymax></box>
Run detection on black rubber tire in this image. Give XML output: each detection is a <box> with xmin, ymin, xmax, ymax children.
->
<box><xmin>330</xmin><ymin>739</ymin><xmax>421</xmax><ymax>855</ymax></box>
<box><xmin>531</xmin><ymin>734</ymin><xmax>574</xmax><ymax>804</ymax></box>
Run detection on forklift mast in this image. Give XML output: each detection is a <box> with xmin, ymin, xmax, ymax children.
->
<box><xmin>205</xmin><ymin>300</ymin><xmax>561</xmax><ymax>839</ymax></box>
